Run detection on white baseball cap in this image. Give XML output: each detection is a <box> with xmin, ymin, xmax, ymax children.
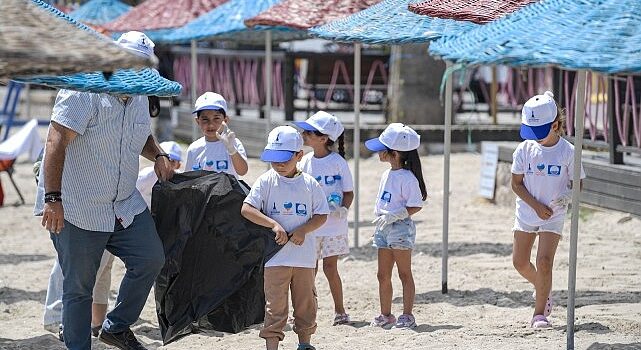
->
<box><xmin>160</xmin><ymin>141</ymin><xmax>183</xmax><ymax>162</ymax></box>
<box><xmin>293</xmin><ymin>111</ymin><xmax>345</xmax><ymax>141</ymax></box>
<box><xmin>365</xmin><ymin>123</ymin><xmax>420</xmax><ymax>152</ymax></box>
<box><xmin>192</xmin><ymin>92</ymin><xmax>228</xmax><ymax>114</ymax></box>
<box><xmin>261</xmin><ymin>126</ymin><xmax>303</xmax><ymax>162</ymax></box>
<box><xmin>520</xmin><ymin>91</ymin><xmax>558</xmax><ymax>140</ymax></box>
<box><xmin>115</xmin><ymin>31</ymin><xmax>155</xmax><ymax>58</ymax></box>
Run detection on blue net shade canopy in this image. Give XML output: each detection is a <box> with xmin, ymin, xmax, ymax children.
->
<box><xmin>245</xmin><ymin>0</ymin><xmax>382</xmax><ymax>30</ymax></box>
<box><xmin>155</xmin><ymin>0</ymin><xmax>306</xmax><ymax>44</ymax></box>
<box><xmin>310</xmin><ymin>0</ymin><xmax>477</xmax><ymax>44</ymax></box>
<box><xmin>68</xmin><ymin>0</ymin><xmax>132</xmax><ymax>26</ymax></box>
<box><xmin>0</xmin><ymin>0</ymin><xmax>152</xmax><ymax>79</ymax></box>
<box><xmin>429</xmin><ymin>0</ymin><xmax>641</xmax><ymax>74</ymax></box>
<box><xmin>15</xmin><ymin>69</ymin><xmax>182</xmax><ymax>97</ymax></box>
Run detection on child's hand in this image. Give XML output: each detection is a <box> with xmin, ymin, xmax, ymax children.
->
<box><xmin>216</xmin><ymin>122</ymin><xmax>238</xmax><ymax>155</ymax></box>
<box><xmin>272</xmin><ymin>223</ymin><xmax>288</xmax><ymax>245</ymax></box>
<box><xmin>534</xmin><ymin>202</ymin><xmax>553</xmax><ymax>220</ymax></box>
<box><xmin>289</xmin><ymin>230</ymin><xmax>306</xmax><ymax>246</ymax></box>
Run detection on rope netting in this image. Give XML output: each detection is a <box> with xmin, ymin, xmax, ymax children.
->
<box><xmin>408</xmin><ymin>0</ymin><xmax>537</xmax><ymax>24</ymax></box>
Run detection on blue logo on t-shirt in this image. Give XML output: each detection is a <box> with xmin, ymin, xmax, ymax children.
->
<box><xmin>325</xmin><ymin>175</ymin><xmax>336</xmax><ymax>185</ymax></box>
<box><xmin>283</xmin><ymin>201</ymin><xmax>293</xmax><ymax>214</ymax></box>
<box><xmin>270</xmin><ymin>202</ymin><xmax>280</xmax><ymax>215</ymax></box>
<box><xmin>205</xmin><ymin>160</ymin><xmax>215</xmax><ymax>170</ymax></box>
<box><xmin>547</xmin><ymin>165</ymin><xmax>561</xmax><ymax>176</ymax></box>
<box><xmin>315</xmin><ymin>176</ymin><xmax>322</xmax><ymax>183</ymax></box>
<box><xmin>295</xmin><ymin>203</ymin><xmax>307</xmax><ymax>216</ymax></box>
<box><xmin>216</xmin><ymin>160</ymin><xmax>229</xmax><ymax>170</ymax></box>
<box><xmin>381</xmin><ymin>191</ymin><xmax>392</xmax><ymax>203</ymax></box>
<box><xmin>526</xmin><ymin>163</ymin><xmax>533</xmax><ymax>174</ymax></box>
<box><xmin>535</xmin><ymin>163</ymin><xmax>546</xmax><ymax>176</ymax></box>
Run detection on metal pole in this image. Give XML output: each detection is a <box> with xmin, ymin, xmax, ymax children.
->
<box><xmin>442</xmin><ymin>60</ymin><xmax>453</xmax><ymax>294</ymax></box>
<box><xmin>491</xmin><ymin>65</ymin><xmax>498</xmax><ymax>124</ymax></box>
<box><xmin>190</xmin><ymin>40</ymin><xmax>199</xmax><ymax>142</ymax></box>
<box><xmin>25</xmin><ymin>83</ymin><xmax>31</xmax><ymax>118</ymax></box>
<box><xmin>567</xmin><ymin>69</ymin><xmax>587</xmax><ymax>350</ymax></box>
<box><xmin>265</xmin><ymin>30</ymin><xmax>273</xmax><ymax>170</ymax></box>
<box><xmin>353</xmin><ymin>43</ymin><xmax>361</xmax><ymax>248</ymax></box>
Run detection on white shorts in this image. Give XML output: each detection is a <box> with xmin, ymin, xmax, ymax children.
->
<box><xmin>316</xmin><ymin>234</ymin><xmax>350</xmax><ymax>259</ymax></box>
<box><xmin>513</xmin><ymin>217</ymin><xmax>564</xmax><ymax>236</ymax></box>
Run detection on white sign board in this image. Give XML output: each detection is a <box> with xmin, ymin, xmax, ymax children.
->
<box><xmin>479</xmin><ymin>142</ymin><xmax>499</xmax><ymax>199</ymax></box>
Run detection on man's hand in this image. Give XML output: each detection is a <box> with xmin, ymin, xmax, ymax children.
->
<box><xmin>272</xmin><ymin>222</ymin><xmax>289</xmax><ymax>245</ymax></box>
<box><xmin>289</xmin><ymin>230</ymin><xmax>306</xmax><ymax>246</ymax></box>
<box><xmin>154</xmin><ymin>156</ymin><xmax>174</xmax><ymax>182</ymax></box>
<box><xmin>216</xmin><ymin>122</ymin><xmax>238</xmax><ymax>155</ymax></box>
<box><xmin>42</xmin><ymin>202</ymin><xmax>64</xmax><ymax>234</ymax></box>
<box><xmin>534</xmin><ymin>202</ymin><xmax>553</xmax><ymax>220</ymax></box>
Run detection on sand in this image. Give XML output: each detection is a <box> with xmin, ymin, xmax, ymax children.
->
<box><xmin>0</xmin><ymin>151</ymin><xmax>640</xmax><ymax>350</ymax></box>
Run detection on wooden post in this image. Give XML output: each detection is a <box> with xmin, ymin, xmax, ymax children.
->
<box><xmin>491</xmin><ymin>65</ymin><xmax>498</xmax><ymax>124</ymax></box>
<box><xmin>608</xmin><ymin>77</ymin><xmax>623</xmax><ymax>164</ymax></box>
<box><xmin>284</xmin><ymin>52</ymin><xmax>295</xmax><ymax>121</ymax></box>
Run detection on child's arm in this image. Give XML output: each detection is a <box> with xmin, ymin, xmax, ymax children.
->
<box><xmin>230</xmin><ymin>152</ymin><xmax>248</xmax><ymax>176</ymax></box>
<box><xmin>241</xmin><ymin>203</ymin><xmax>288</xmax><ymax>245</ymax></box>
<box><xmin>289</xmin><ymin>214</ymin><xmax>328</xmax><ymax>246</ymax></box>
<box><xmin>407</xmin><ymin>207</ymin><xmax>421</xmax><ymax>216</ymax></box>
<box><xmin>341</xmin><ymin>191</ymin><xmax>354</xmax><ymax>209</ymax></box>
<box><xmin>511</xmin><ymin>173</ymin><xmax>552</xmax><ymax>220</ymax></box>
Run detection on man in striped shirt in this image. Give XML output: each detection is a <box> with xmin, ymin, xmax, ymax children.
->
<box><xmin>35</xmin><ymin>32</ymin><xmax>173</xmax><ymax>350</ymax></box>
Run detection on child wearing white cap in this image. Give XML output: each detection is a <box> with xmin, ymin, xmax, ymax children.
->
<box><xmin>185</xmin><ymin>92</ymin><xmax>248</xmax><ymax>177</ymax></box>
<box><xmin>136</xmin><ymin>141</ymin><xmax>183</xmax><ymax>208</ymax></box>
<box><xmin>511</xmin><ymin>91</ymin><xmax>585</xmax><ymax>329</ymax></box>
<box><xmin>241</xmin><ymin>126</ymin><xmax>329</xmax><ymax>350</ymax></box>
<box><xmin>364</xmin><ymin>123</ymin><xmax>427</xmax><ymax>329</ymax></box>
<box><xmin>294</xmin><ymin>111</ymin><xmax>353</xmax><ymax>326</ymax></box>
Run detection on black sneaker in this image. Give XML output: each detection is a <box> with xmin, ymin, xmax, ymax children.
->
<box><xmin>91</xmin><ymin>325</ymin><xmax>101</xmax><ymax>337</ymax></box>
<box><xmin>98</xmin><ymin>328</ymin><xmax>148</xmax><ymax>350</ymax></box>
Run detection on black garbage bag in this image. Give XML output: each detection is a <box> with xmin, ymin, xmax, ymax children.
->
<box><xmin>151</xmin><ymin>171</ymin><xmax>281</xmax><ymax>345</ymax></box>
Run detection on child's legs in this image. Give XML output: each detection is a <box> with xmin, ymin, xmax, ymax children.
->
<box><xmin>392</xmin><ymin>249</ymin><xmax>414</xmax><ymax>315</ymax></box>
<box><xmin>290</xmin><ymin>267</ymin><xmax>317</xmax><ymax>344</ymax></box>
<box><xmin>92</xmin><ymin>251</ymin><xmax>114</xmax><ymax>327</ymax></box>
<box><xmin>322</xmin><ymin>255</ymin><xmax>345</xmax><ymax>314</ymax></box>
<box><xmin>534</xmin><ymin>232</ymin><xmax>560</xmax><ymax>315</ymax></box>
<box><xmin>512</xmin><ymin>230</ymin><xmax>537</xmax><ymax>285</ymax></box>
<box><xmin>377</xmin><ymin>249</ymin><xmax>395</xmax><ymax>316</ymax></box>
<box><xmin>260</xmin><ymin>267</ymin><xmax>292</xmax><ymax>343</ymax></box>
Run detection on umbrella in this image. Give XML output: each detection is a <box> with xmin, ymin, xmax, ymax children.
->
<box><xmin>408</xmin><ymin>0</ymin><xmax>537</xmax><ymax>24</ymax></box>
<box><xmin>428</xmin><ymin>0</ymin><xmax>641</xmax><ymax>347</ymax></box>
<box><xmin>102</xmin><ymin>0</ymin><xmax>228</xmax><ymax>32</ymax></box>
<box><xmin>0</xmin><ymin>0</ymin><xmax>153</xmax><ymax>79</ymax></box>
<box><xmin>69</xmin><ymin>0</ymin><xmax>132</xmax><ymax>26</ymax></box>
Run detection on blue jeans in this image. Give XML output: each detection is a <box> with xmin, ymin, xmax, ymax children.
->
<box><xmin>50</xmin><ymin>209</ymin><xmax>165</xmax><ymax>350</ymax></box>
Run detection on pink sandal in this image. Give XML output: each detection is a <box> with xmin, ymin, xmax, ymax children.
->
<box><xmin>531</xmin><ymin>314</ymin><xmax>551</xmax><ymax>328</ymax></box>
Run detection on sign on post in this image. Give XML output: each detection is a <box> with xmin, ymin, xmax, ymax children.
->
<box><xmin>479</xmin><ymin>142</ymin><xmax>499</xmax><ymax>199</ymax></box>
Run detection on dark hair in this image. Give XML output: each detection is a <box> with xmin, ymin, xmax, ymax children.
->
<box><xmin>196</xmin><ymin>109</ymin><xmax>226</xmax><ymax>118</ymax></box>
<box><xmin>397</xmin><ymin>149</ymin><xmax>427</xmax><ymax>200</ymax></box>
<box><xmin>326</xmin><ymin>132</ymin><xmax>345</xmax><ymax>158</ymax></box>
<box><xmin>148</xmin><ymin>96</ymin><xmax>160</xmax><ymax>118</ymax></box>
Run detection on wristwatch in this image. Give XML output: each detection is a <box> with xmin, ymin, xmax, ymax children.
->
<box><xmin>155</xmin><ymin>152</ymin><xmax>170</xmax><ymax>161</ymax></box>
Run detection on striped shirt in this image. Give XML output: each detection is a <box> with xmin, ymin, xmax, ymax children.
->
<box><xmin>34</xmin><ymin>90</ymin><xmax>150</xmax><ymax>232</ymax></box>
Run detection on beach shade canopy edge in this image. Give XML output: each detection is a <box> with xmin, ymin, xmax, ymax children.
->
<box><xmin>408</xmin><ymin>0</ymin><xmax>538</xmax><ymax>24</ymax></box>
<box><xmin>429</xmin><ymin>0</ymin><xmax>641</xmax><ymax>74</ymax></box>
<box><xmin>310</xmin><ymin>0</ymin><xmax>477</xmax><ymax>44</ymax></box>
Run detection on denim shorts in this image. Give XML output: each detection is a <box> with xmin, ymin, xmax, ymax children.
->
<box><xmin>372</xmin><ymin>218</ymin><xmax>416</xmax><ymax>250</ymax></box>
<box><xmin>513</xmin><ymin>217</ymin><xmax>564</xmax><ymax>236</ymax></box>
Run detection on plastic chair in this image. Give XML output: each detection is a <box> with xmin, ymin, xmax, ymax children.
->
<box><xmin>0</xmin><ymin>81</ymin><xmax>24</xmax><ymax>142</ymax></box>
<box><xmin>0</xmin><ymin>159</ymin><xmax>25</xmax><ymax>205</ymax></box>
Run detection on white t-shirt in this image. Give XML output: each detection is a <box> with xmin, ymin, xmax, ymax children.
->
<box><xmin>374</xmin><ymin>169</ymin><xmax>424</xmax><ymax>216</ymax></box>
<box><xmin>184</xmin><ymin>137</ymin><xmax>247</xmax><ymax>177</ymax></box>
<box><xmin>136</xmin><ymin>166</ymin><xmax>157</xmax><ymax>208</ymax></box>
<box><xmin>244</xmin><ymin>169</ymin><xmax>330</xmax><ymax>268</ymax></box>
<box><xmin>298</xmin><ymin>152</ymin><xmax>353</xmax><ymax>237</ymax></box>
<box><xmin>511</xmin><ymin>138</ymin><xmax>586</xmax><ymax>226</ymax></box>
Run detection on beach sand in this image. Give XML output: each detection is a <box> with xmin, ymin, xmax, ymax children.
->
<box><xmin>1</xmin><ymin>152</ymin><xmax>640</xmax><ymax>350</ymax></box>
